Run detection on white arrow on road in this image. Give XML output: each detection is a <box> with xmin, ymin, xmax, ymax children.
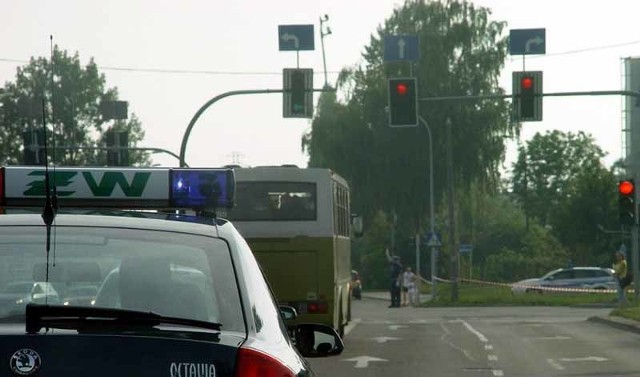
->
<box><xmin>372</xmin><ymin>336</ymin><xmax>401</xmax><ymax>343</ymax></box>
<box><xmin>559</xmin><ymin>356</ymin><xmax>609</xmax><ymax>362</ymax></box>
<box><xmin>344</xmin><ymin>356</ymin><xmax>388</xmax><ymax>368</ymax></box>
<box><xmin>281</xmin><ymin>33</ymin><xmax>300</xmax><ymax>49</ymax></box>
<box><xmin>525</xmin><ymin>36</ymin><xmax>544</xmax><ymax>52</ymax></box>
<box><xmin>398</xmin><ymin>38</ymin><xmax>406</xmax><ymax>59</ymax></box>
<box><xmin>388</xmin><ymin>324</ymin><xmax>408</xmax><ymax>330</ymax></box>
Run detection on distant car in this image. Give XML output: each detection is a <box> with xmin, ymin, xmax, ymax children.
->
<box><xmin>351</xmin><ymin>270</ymin><xmax>362</xmax><ymax>299</ymax></box>
<box><xmin>511</xmin><ymin>267</ymin><xmax>617</xmax><ymax>294</ymax></box>
<box><xmin>0</xmin><ymin>282</ymin><xmax>61</xmax><ymax>316</ymax></box>
<box><xmin>62</xmin><ymin>285</ymin><xmax>99</xmax><ymax>306</ymax></box>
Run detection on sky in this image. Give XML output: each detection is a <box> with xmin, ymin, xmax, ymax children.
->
<box><xmin>1</xmin><ymin>0</ymin><xmax>640</xmax><ymax>173</ymax></box>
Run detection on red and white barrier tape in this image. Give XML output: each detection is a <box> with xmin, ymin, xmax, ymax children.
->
<box><xmin>422</xmin><ymin>276</ymin><xmax>621</xmax><ymax>294</ymax></box>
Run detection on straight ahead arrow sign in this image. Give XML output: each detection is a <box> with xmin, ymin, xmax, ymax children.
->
<box><xmin>398</xmin><ymin>38</ymin><xmax>406</xmax><ymax>59</ymax></box>
<box><xmin>344</xmin><ymin>356</ymin><xmax>388</xmax><ymax>368</ymax></box>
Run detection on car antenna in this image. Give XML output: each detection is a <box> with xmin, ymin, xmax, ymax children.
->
<box><xmin>41</xmin><ymin>35</ymin><xmax>59</xmax><ymax>303</ymax></box>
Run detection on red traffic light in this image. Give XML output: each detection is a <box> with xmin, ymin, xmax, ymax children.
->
<box><xmin>619</xmin><ymin>180</ymin><xmax>635</xmax><ymax>196</ymax></box>
<box><xmin>521</xmin><ymin>77</ymin><xmax>533</xmax><ymax>90</ymax></box>
<box><xmin>396</xmin><ymin>83</ymin><xmax>408</xmax><ymax>95</ymax></box>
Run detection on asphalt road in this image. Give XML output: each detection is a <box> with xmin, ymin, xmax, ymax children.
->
<box><xmin>308</xmin><ymin>296</ymin><xmax>640</xmax><ymax>377</ymax></box>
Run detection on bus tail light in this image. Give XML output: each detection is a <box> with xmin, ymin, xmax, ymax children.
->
<box><xmin>307</xmin><ymin>301</ymin><xmax>328</xmax><ymax>314</ymax></box>
<box><xmin>235</xmin><ymin>347</ymin><xmax>295</xmax><ymax>377</ymax></box>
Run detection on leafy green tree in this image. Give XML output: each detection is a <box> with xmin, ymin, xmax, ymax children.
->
<box><xmin>0</xmin><ymin>47</ymin><xmax>149</xmax><ymax>166</ymax></box>
<box><xmin>303</xmin><ymin>0</ymin><xmax>515</xmax><ymax>239</ymax></box>
<box><xmin>511</xmin><ymin>130</ymin><xmax>618</xmax><ymax>267</ymax></box>
<box><xmin>511</xmin><ymin>130</ymin><xmax>604</xmax><ymax>226</ymax></box>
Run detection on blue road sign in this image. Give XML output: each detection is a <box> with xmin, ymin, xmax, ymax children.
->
<box><xmin>278</xmin><ymin>25</ymin><xmax>315</xmax><ymax>51</ymax></box>
<box><xmin>509</xmin><ymin>28</ymin><xmax>546</xmax><ymax>55</ymax></box>
<box><xmin>459</xmin><ymin>244</ymin><xmax>473</xmax><ymax>254</ymax></box>
<box><xmin>424</xmin><ymin>232</ymin><xmax>442</xmax><ymax>247</ymax></box>
<box><xmin>384</xmin><ymin>35</ymin><xmax>420</xmax><ymax>62</ymax></box>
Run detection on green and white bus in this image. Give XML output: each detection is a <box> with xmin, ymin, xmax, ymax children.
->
<box><xmin>226</xmin><ymin>166</ymin><xmax>353</xmax><ymax>335</ymax></box>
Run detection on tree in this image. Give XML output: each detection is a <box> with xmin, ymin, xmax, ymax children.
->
<box><xmin>303</xmin><ymin>0</ymin><xmax>515</xmax><ymax>238</ymax></box>
<box><xmin>511</xmin><ymin>130</ymin><xmax>618</xmax><ymax>265</ymax></box>
<box><xmin>511</xmin><ymin>130</ymin><xmax>606</xmax><ymax>226</ymax></box>
<box><xmin>0</xmin><ymin>47</ymin><xmax>149</xmax><ymax>166</ymax></box>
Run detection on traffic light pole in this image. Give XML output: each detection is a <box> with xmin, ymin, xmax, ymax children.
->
<box><xmin>179</xmin><ymin>87</ymin><xmax>336</xmax><ymax>168</ymax></box>
<box><xmin>418</xmin><ymin>90</ymin><xmax>640</xmax><ymax>103</ymax></box>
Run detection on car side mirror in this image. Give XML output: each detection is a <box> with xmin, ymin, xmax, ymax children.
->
<box><xmin>279</xmin><ymin>305</ymin><xmax>297</xmax><ymax>321</ymax></box>
<box><xmin>293</xmin><ymin>323</ymin><xmax>344</xmax><ymax>358</ymax></box>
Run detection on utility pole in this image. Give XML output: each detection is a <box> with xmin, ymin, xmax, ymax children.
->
<box><xmin>446</xmin><ymin>117</ymin><xmax>458</xmax><ymax>301</ymax></box>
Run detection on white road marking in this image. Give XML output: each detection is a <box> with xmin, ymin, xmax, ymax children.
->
<box><xmin>484</xmin><ymin>344</ymin><xmax>493</xmax><ymax>350</ymax></box>
<box><xmin>439</xmin><ymin>323</ymin><xmax>476</xmax><ymax>361</ymax></box>
<box><xmin>343</xmin><ymin>356</ymin><xmax>388</xmax><ymax>368</ymax></box>
<box><xmin>388</xmin><ymin>324</ymin><xmax>408</xmax><ymax>330</ymax></box>
<box><xmin>546</xmin><ymin>358</ymin><xmax>565</xmax><ymax>370</ymax></box>
<box><xmin>344</xmin><ymin>318</ymin><xmax>360</xmax><ymax>336</ymax></box>
<box><xmin>488</xmin><ymin>355</ymin><xmax>498</xmax><ymax>361</ymax></box>
<box><xmin>461</xmin><ymin>320</ymin><xmax>489</xmax><ymax>343</ymax></box>
<box><xmin>492</xmin><ymin>370</ymin><xmax>504</xmax><ymax>376</ymax></box>
<box><xmin>526</xmin><ymin>335</ymin><xmax>571</xmax><ymax>341</ymax></box>
<box><xmin>559</xmin><ymin>356</ymin><xmax>609</xmax><ymax>362</ymax></box>
<box><xmin>372</xmin><ymin>336</ymin><xmax>401</xmax><ymax>343</ymax></box>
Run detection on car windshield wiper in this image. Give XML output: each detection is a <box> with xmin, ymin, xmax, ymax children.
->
<box><xmin>25</xmin><ymin>303</ymin><xmax>221</xmax><ymax>334</ymax></box>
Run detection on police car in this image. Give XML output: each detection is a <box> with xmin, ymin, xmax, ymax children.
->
<box><xmin>0</xmin><ymin>166</ymin><xmax>343</xmax><ymax>377</ymax></box>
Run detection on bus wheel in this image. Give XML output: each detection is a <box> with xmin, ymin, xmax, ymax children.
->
<box><xmin>338</xmin><ymin>304</ymin><xmax>345</xmax><ymax>337</ymax></box>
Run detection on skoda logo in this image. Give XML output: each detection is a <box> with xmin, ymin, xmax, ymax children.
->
<box><xmin>9</xmin><ymin>349</ymin><xmax>41</xmax><ymax>376</ymax></box>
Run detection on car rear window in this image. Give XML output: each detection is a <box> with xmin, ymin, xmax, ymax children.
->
<box><xmin>0</xmin><ymin>225</ymin><xmax>244</xmax><ymax>333</ymax></box>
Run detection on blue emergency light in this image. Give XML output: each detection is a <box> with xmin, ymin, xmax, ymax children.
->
<box><xmin>170</xmin><ymin>169</ymin><xmax>235</xmax><ymax>209</ymax></box>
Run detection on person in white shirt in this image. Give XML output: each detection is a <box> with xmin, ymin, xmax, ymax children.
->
<box><xmin>401</xmin><ymin>266</ymin><xmax>416</xmax><ymax>306</ymax></box>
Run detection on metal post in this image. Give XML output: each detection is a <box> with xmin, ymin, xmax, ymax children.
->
<box><xmin>319</xmin><ymin>15</ymin><xmax>331</xmax><ymax>88</ymax></box>
<box><xmin>419</xmin><ymin>116</ymin><xmax>436</xmax><ymax>299</ymax></box>
<box><xmin>415</xmin><ymin>230</ymin><xmax>420</xmax><ymax>304</ymax></box>
<box><xmin>179</xmin><ymin>87</ymin><xmax>335</xmax><ymax>167</ymax></box>
<box><xmin>634</xmin><ymin>172</ymin><xmax>640</xmax><ymax>303</ymax></box>
<box><xmin>446</xmin><ymin>117</ymin><xmax>458</xmax><ymax>301</ymax></box>
<box><xmin>632</xmin><ymin>225</ymin><xmax>639</xmax><ymax>303</ymax></box>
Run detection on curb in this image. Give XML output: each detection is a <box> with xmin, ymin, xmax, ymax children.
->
<box><xmin>588</xmin><ymin>316</ymin><xmax>640</xmax><ymax>334</ymax></box>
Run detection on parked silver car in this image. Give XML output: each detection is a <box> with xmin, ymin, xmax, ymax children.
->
<box><xmin>511</xmin><ymin>267</ymin><xmax>617</xmax><ymax>294</ymax></box>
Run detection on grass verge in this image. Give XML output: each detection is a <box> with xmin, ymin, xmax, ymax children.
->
<box><xmin>423</xmin><ymin>281</ymin><xmax>616</xmax><ymax>307</ymax></box>
<box><xmin>611</xmin><ymin>305</ymin><xmax>640</xmax><ymax>321</ymax></box>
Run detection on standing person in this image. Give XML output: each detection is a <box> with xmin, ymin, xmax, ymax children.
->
<box><xmin>613</xmin><ymin>250</ymin><xmax>628</xmax><ymax>305</ymax></box>
<box><xmin>386</xmin><ymin>248</ymin><xmax>403</xmax><ymax>308</ymax></box>
<box><xmin>401</xmin><ymin>266</ymin><xmax>416</xmax><ymax>306</ymax></box>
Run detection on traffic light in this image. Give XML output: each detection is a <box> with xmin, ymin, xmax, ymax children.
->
<box><xmin>512</xmin><ymin>71</ymin><xmax>543</xmax><ymax>122</ymax></box>
<box><xmin>105</xmin><ymin>129</ymin><xmax>129</xmax><ymax>166</ymax></box>
<box><xmin>22</xmin><ymin>129</ymin><xmax>46</xmax><ymax>166</ymax></box>
<box><xmin>388</xmin><ymin>77</ymin><xmax>418</xmax><ymax>127</ymax></box>
<box><xmin>619</xmin><ymin>179</ymin><xmax>636</xmax><ymax>226</ymax></box>
<box><xmin>283</xmin><ymin>68</ymin><xmax>313</xmax><ymax>118</ymax></box>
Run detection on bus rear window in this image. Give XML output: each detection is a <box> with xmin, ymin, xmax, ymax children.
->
<box><xmin>227</xmin><ymin>182</ymin><xmax>316</xmax><ymax>221</ymax></box>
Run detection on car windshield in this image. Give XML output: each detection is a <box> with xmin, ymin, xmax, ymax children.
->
<box><xmin>0</xmin><ymin>225</ymin><xmax>244</xmax><ymax>332</ymax></box>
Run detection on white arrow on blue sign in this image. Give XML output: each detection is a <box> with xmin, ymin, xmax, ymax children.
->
<box><xmin>383</xmin><ymin>35</ymin><xmax>420</xmax><ymax>62</ymax></box>
<box><xmin>509</xmin><ymin>28</ymin><xmax>546</xmax><ymax>55</ymax></box>
<box><xmin>278</xmin><ymin>25</ymin><xmax>315</xmax><ymax>51</ymax></box>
